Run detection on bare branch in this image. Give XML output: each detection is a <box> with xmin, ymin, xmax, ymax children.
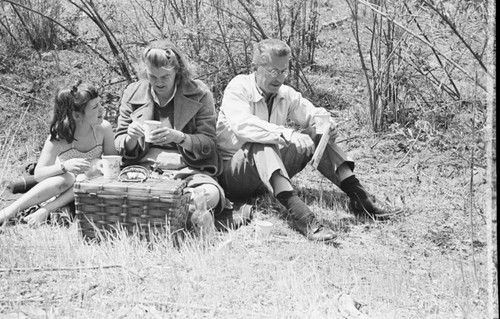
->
<box><xmin>1</xmin><ymin>0</ymin><xmax>112</xmax><ymax>66</ymax></box>
<box><xmin>421</xmin><ymin>0</ymin><xmax>491</xmax><ymax>78</ymax></box>
<box><xmin>0</xmin><ymin>264</ymin><xmax>122</xmax><ymax>273</ymax></box>
<box><xmin>0</xmin><ymin>84</ymin><xmax>49</xmax><ymax>106</ymax></box>
<box><xmin>236</xmin><ymin>0</ymin><xmax>268</xmax><ymax>40</ymax></box>
<box><xmin>356</xmin><ymin>0</ymin><xmax>489</xmax><ymax>90</ymax></box>
<box><xmin>403</xmin><ymin>2</ymin><xmax>461</xmax><ymax>99</ymax></box>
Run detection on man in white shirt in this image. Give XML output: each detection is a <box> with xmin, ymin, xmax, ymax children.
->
<box><xmin>216</xmin><ymin>39</ymin><xmax>400</xmax><ymax>242</ymax></box>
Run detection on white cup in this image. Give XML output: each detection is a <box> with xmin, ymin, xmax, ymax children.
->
<box><xmin>97</xmin><ymin>155</ymin><xmax>122</xmax><ymax>179</ymax></box>
<box><xmin>314</xmin><ymin>113</ymin><xmax>331</xmax><ymax>135</ymax></box>
<box><xmin>144</xmin><ymin>120</ymin><xmax>162</xmax><ymax>143</ymax></box>
<box><xmin>255</xmin><ymin>220</ymin><xmax>273</xmax><ymax>240</ymax></box>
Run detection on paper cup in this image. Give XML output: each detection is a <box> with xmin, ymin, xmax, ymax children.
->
<box><xmin>144</xmin><ymin>120</ymin><xmax>162</xmax><ymax>143</ymax></box>
<box><xmin>97</xmin><ymin>155</ymin><xmax>122</xmax><ymax>179</ymax></box>
<box><xmin>314</xmin><ymin>114</ymin><xmax>331</xmax><ymax>135</ymax></box>
<box><xmin>255</xmin><ymin>220</ymin><xmax>273</xmax><ymax>240</ymax></box>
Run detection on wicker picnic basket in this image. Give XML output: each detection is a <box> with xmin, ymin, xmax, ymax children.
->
<box><xmin>74</xmin><ymin>174</ymin><xmax>190</xmax><ymax>241</ymax></box>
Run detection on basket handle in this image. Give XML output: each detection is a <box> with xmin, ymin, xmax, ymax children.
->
<box><xmin>118</xmin><ymin>165</ymin><xmax>150</xmax><ymax>182</ymax></box>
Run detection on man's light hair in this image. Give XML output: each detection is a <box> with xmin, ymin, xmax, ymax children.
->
<box><xmin>252</xmin><ymin>39</ymin><xmax>291</xmax><ymax>67</ymax></box>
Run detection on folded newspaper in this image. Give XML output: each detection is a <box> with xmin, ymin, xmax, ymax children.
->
<box><xmin>309</xmin><ymin>125</ymin><xmax>330</xmax><ymax>169</ymax></box>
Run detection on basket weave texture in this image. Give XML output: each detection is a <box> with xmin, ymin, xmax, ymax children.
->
<box><xmin>74</xmin><ymin>176</ymin><xmax>190</xmax><ymax>240</ymax></box>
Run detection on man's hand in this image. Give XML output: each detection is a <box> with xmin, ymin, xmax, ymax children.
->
<box><xmin>290</xmin><ymin>132</ymin><xmax>315</xmax><ymax>156</ymax></box>
<box><xmin>328</xmin><ymin>121</ymin><xmax>339</xmax><ymax>144</ymax></box>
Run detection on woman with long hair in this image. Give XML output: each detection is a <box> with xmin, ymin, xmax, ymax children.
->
<box><xmin>114</xmin><ymin>40</ymin><xmax>234</xmax><ymax>235</ymax></box>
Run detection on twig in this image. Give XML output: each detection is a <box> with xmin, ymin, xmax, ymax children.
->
<box><xmin>236</xmin><ymin>0</ymin><xmax>268</xmax><ymax>39</ymax></box>
<box><xmin>346</xmin><ymin>1</ymin><xmax>373</xmax><ymax>124</ymax></box>
<box><xmin>216</xmin><ymin>20</ymin><xmax>237</xmax><ymax>76</ymax></box>
<box><xmin>10</xmin><ymin>3</ymin><xmax>37</xmax><ymax>53</ymax></box>
<box><xmin>68</xmin><ymin>0</ymin><xmax>133</xmax><ymax>82</ymax></box>
<box><xmin>468</xmin><ymin>73</ymin><xmax>479</xmax><ymax>286</ymax></box>
<box><xmin>420</xmin><ymin>0</ymin><xmax>491</xmax><ymax>78</ymax></box>
<box><xmin>0</xmin><ymin>298</ymin><xmax>62</xmax><ymax>304</ymax></box>
<box><xmin>102</xmin><ymin>297</ymin><xmax>272</xmax><ymax>317</ymax></box>
<box><xmin>396</xmin><ymin>130</ymin><xmax>421</xmax><ymax>167</ymax></box>
<box><xmin>0</xmin><ymin>264</ymin><xmax>122</xmax><ymax>273</ymax></box>
<box><xmin>356</xmin><ymin>0</ymin><xmax>488</xmax><ymax>90</ymax></box>
<box><xmin>336</xmin><ymin>132</ymin><xmax>395</xmax><ymax>145</ymax></box>
<box><xmin>418</xmin><ymin>171</ymin><xmax>461</xmax><ymax>199</ymax></box>
<box><xmin>269</xmin><ymin>235</ymin><xmax>306</xmax><ymax>244</ymax></box>
<box><xmin>102</xmin><ymin>78</ymin><xmax>130</xmax><ymax>88</ymax></box>
<box><xmin>320</xmin><ymin>16</ymin><xmax>350</xmax><ymax>31</ymax></box>
<box><xmin>369</xmin><ymin>138</ymin><xmax>381</xmax><ymax>149</ymax></box>
<box><xmin>403</xmin><ymin>3</ymin><xmax>461</xmax><ymax>100</ymax></box>
<box><xmin>0</xmin><ymin>84</ymin><xmax>49</xmax><ymax>106</ymax></box>
<box><xmin>1</xmin><ymin>0</ymin><xmax>113</xmax><ymax>69</ymax></box>
<box><xmin>288</xmin><ymin>132</ymin><xmax>388</xmax><ymax>153</ymax></box>
<box><xmin>0</xmin><ymin>91</ymin><xmax>36</xmax><ymax>184</ymax></box>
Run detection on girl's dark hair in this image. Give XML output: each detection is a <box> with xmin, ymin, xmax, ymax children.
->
<box><xmin>49</xmin><ymin>81</ymin><xmax>99</xmax><ymax>143</ymax></box>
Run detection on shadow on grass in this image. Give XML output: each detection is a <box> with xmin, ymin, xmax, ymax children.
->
<box><xmin>245</xmin><ymin>186</ymin><xmax>357</xmax><ymax>234</ymax></box>
<box><xmin>244</xmin><ymin>184</ymin><xmax>406</xmax><ymax>238</ymax></box>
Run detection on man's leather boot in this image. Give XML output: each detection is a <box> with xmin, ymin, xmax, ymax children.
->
<box><xmin>277</xmin><ymin>190</ymin><xmax>336</xmax><ymax>242</ymax></box>
<box><xmin>340</xmin><ymin>175</ymin><xmax>402</xmax><ymax>221</ymax></box>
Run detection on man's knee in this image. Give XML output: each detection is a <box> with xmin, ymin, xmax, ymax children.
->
<box><xmin>280</xmin><ymin>144</ymin><xmax>310</xmax><ymax>178</ymax></box>
<box><xmin>220</xmin><ymin>171</ymin><xmax>262</xmax><ymax>200</ymax></box>
<box><xmin>243</xmin><ymin>142</ymin><xmax>282</xmax><ymax>159</ymax></box>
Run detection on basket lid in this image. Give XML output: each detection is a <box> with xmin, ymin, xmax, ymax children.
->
<box><xmin>75</xmin><ymin>176</ymin><xmax>187</xmax><ymax>196</ymax></box>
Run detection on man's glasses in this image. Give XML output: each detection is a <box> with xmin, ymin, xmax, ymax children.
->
<box><xmin>259</xmin><ymin>66</ymin><xmax>289</xmax><ymax>78</ymax></box>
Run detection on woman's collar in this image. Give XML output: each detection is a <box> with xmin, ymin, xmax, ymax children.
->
<box><xmin>150</xmin><ymin>85</ymin><xmax>177</xmax><ymax>107</ymax></box>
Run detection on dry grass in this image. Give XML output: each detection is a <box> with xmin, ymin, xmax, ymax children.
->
<box><xmin>0</xmin><ymin>129</ymin><xmax>489</xmax><ymax>318</ymax></box>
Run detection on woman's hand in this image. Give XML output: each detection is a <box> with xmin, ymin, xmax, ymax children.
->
<box><xmin>62</xmin><ymin>158</ymin><xmax>90</xmax><ymax>174</ymax></box>
<box><xmin>149</xmin><ymin>127</ymin><xmax>184</xmax><ymax>145</ymax></box>
<box><xmin>127</xmin><ymin>121</ymin><xmax>145</xmax><ymax>140</ymax></box>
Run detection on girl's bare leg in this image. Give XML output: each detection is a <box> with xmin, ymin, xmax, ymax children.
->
<box><xmin>24</xmin><ymin>187</ymin><xmax>75</xmax><ymax>226</ymax></box>
<box><xmin>0</xmin><ymin>173</ymin><xmax>74</xmax><ymax>225</ymax></box>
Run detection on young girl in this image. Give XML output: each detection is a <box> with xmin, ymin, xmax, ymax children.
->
<box><xmin>0</xmin><ymin>81</ymin><xmax>117</xmax><ymax>226</ymax></box>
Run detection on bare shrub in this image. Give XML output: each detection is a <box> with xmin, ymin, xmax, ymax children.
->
<box><xmin>0</xmin><ymin>0</ymin><xmax>323</xmax><ymax>107</ymax></box>
<box><xmin>112</xmin><ymin>0</ymin><xmax>321</xmax><ymax>105</ymax></box>
<box><xmin>346</xmin><ymin>0</ymin><xmax>490</xmax><ymax>132</ymax></box>
<box><xmin>0</xmin><ymin>0</ymin><xmax>62</xmax><ymax>51</ymax></box>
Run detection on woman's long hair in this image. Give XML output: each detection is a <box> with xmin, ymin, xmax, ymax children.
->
<box><xmin>49</xmin><ymin>81</ymin><xmax>99</xmax><ymax>143</ymax></box>
<box><xmin>138</xmin><ymin>40</ymin><xmax>195</xmax><ymax>87</ymax></box>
